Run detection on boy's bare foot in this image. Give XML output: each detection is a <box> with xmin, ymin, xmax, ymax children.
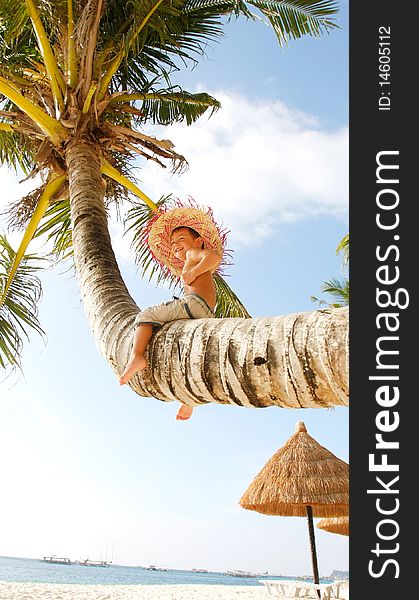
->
<box><xmin>176</xmin><ymin>404</ymin><xmax>193</xmax><ymax>421</ymax></box>
<box><xmin>119</xmin><ymin>354</ymin><xmax>147</xmax><ymax>385</ymax></box>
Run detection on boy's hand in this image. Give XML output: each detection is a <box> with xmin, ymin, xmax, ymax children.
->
<box><xmin>181</xmin><ymin>269</ymin><xmax>196</xmax><ymax>285</ymax></box>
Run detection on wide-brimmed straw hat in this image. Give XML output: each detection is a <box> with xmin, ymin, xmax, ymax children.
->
<box><xmin>147</xmin><ymin>200</ymin><xmax>229</xmax><ymax>277</ymax></box>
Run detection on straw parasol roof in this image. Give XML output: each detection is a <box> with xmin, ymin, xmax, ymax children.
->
<box><xmin>239</xmin><ymin>421</ymin><xmax>349</xmax><ymax>587</ymax></box>
<box><xmin>317</xmin><ymin>516</ymin><xmax>349</xmax><ymax>536</ymax></box>
<box><xmin>239</xmin><ymin>421</ymin><xmax>349</xmax><ymax>518</ymax></box>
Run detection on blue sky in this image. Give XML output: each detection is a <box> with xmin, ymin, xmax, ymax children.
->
<box><xmin>0</xmin><ymin>2</ymin><xmax>349</xmax><ymax>577</ymax></box>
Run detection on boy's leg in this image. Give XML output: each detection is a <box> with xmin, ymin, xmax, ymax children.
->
<box><xmin>176</xmin><ymin>403</ymin><xmax>194</xmax><ymax>421</ymax></box>
<box><xmin>119</xmin><ymin>323</ymin><xmax>153</xmax><ymax>385</ymax></box>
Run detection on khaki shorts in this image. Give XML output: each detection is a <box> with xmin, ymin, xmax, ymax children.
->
<box><xmin>134</xmin><ymin>293</ymin><xmax>215</xmax><ymax>330</ymax></box>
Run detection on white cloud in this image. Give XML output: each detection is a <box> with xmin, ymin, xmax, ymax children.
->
<box><xmin>132</xmin><ymin>90</ymin><xmax>348</xmax><ymax>247</ymax></box>
<box><xmin>0</xmin><ymin>90</ymin><xmax>348</xmax><ymax>255</ymax></box>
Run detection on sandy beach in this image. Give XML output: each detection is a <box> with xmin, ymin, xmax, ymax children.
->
<box><xmin>0</xmin><ymin>582</ymin><xmax>268</xmax><ymax>600</ymax></box>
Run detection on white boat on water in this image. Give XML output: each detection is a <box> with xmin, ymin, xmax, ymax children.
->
<box><xmin>41</xmin><ymin>556</ymin><xmax>71</xmax><ymax>565</ymax></box>
<box><xmin>225</xmin><ymin>570</ymin><xmax>257</xmax><ymax>578</ymax></box>
<box><xmin>78</xmin><ymin>559</ymin><xmax>111</xmax><ymax>567</ymax></box>
<box><xmin>192</xmin><ymin>568</ymin><xmax>209</xmax><ymax>573</ymax></box>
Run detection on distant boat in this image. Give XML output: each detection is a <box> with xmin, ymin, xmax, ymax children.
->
<box><xmin>78</xmin><ymin>559</ymin><xmax>111</xmax><ymax>567</ymax></box>
<box><xmin>192</xmin><ymin>568</ymin><xmax>208</xmax><ymax>573</ymax></box>
<box><xmin>225</xmin><ymin>570</ymin><xmax>257</xmax><ymax>578</ymax></box>
<box><xmin>147</xmin><ymin>565</ymin><xmax>169</xmax><ymax>571</ymax></box>
<box><xmin>42</xmin><ymin>555</ymin><xmax>71</xmax><ymax>565</ymax></box>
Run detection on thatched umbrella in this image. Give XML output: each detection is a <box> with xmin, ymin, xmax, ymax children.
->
<box><xmin>239</xmin><ymin>421</ymin><xmax>349</xmax><ymax>586</ymax></box>
<box><xmin>317</xmin><ymin>516</ymin><xmax>349</xmax><ymax>536</ymax></box>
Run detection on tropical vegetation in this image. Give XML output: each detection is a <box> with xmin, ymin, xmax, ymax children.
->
<box><xmin>311</xmin><ymin>233</ymin><xmax>349</xmax><ymax>308</ymax></box>
<box><xmin>0</xmin><ymin>0</ymin><xmax>347</xmax><ymax>411</ymax></box>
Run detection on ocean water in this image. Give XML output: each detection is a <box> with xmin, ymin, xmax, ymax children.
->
<box><xmin>0</xmin><ymin>556</ymin><xmax>283</xmax><ymax>587</ymax></box>
<box><xmin>0</xmin><ymin>556</ymin><xmax>334</xmax><ymax>587</ymax></box>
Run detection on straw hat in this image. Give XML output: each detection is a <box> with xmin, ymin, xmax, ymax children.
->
<box><xmin>239</xmin><ymin>421</ymin><xmax>349</xmax><ymax>518</ymax></box>
<box><xmin>317</xmin><ymin>516</ymin><xmax>349</xmax><ymax>536</ymax></box>
<box><xmin>147</xmin><ymin>200</ymin><xmax>229</xmax><ymax>277</ymax></box>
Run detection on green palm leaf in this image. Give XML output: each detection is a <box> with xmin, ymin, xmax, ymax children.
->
<box><xmin>311</xmin><ymin>234</ymin><xmax>349</xmax><ymax>308</ymax></box>
<box><xmin>249</xmin><ymin>0</ymin><xmax>339</xmax><ymax>45</ymax></box>
<box><xmin>34</xmin><ymin>198</ymin><xmax>73</xmax><ymax>261</ymax></box>
<box><xmin>111</xmin><ymin>88</ymin><xmax>221</xmax><ymax>126</ymax></box>
<box><xmin>320</xmin><ymin>276</ymin><xmax>349</xmax><ymax>306</ymax></box>
<box><xmin>0</xmin><ymin>174</ymin><xmax>66</xmax><ymax>304</ymax></box>
<box><xmin>0</xmin><ymin>234</ymin><xmax>45</xmax><ymax>368</ymax></box>
<box><xmin>0</xmin><ymin>130</ymin><xmax>35</xmax><ymax>175</ymax></box>
<box><xmin>100</xmin><ymin>0</ymin><xmax>338</xmax><ymax>91</ymax></box>
<box><xmin>213</xmin><ymin>272</ymin><xmax>251</xmax><ymax>318</ymax></box>
<box><xmin>0</xmin><ymin>0</ymin><xmax>31</xmax><ymax>49</ymax></box>
<box><xmin>336</xmin><ymin>232</ymin><xmax>349</xmax><ymax>267</ymax></box>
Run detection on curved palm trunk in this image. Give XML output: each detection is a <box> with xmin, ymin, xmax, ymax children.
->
<box><xmin>66</xmin><ymin>141</ymin><xmax>349</xmax><ymax>410</ymax></box>
<box><xmin>136</xmin><ymin>306</ymin><xmax>348</xmax><ymax>408</ymax></box>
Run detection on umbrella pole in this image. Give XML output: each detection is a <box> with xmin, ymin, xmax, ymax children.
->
<box><xmin>306</xmin><ymin>506</ymin><xmax>321</xmax><ymax>597</ymax></box>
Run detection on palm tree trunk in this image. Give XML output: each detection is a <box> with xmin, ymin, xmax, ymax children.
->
<box><xmin>136</xmin><ymin>306</ymin><xmax>348</xmax><ymax>408</ymax></box>
<box><xmin>66</xmin><ymin>140</ymin><xmax>139</xmax><ymax>367</ymax></box>
<box><xmin>66</xmin><ymin>141</ymin><xmax>349</xmax><ymax>410</ymax></box>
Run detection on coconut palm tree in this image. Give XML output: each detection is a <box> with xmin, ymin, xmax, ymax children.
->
<box><xmin>0</xmin><ymin>0</ymin><xmax>348</xmax><ymax>410</ymax></box>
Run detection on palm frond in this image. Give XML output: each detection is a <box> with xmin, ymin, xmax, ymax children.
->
<box><xmin>3</xmin><ymin>185</ymin><xmax>44</xmax><ymax>231</ymax></box>
<box><xmin>310</xmin><ymin>276</ymin><xmax>349</xmax><ymax>309</ymax></box>
<box><xmin>98</xmin><ymin>0</ymin><xmax>338</xmax><ymax>95</ymax></box>
<box><xmin>248</xmin><ymin>0</ymin><xmax>339</xmax><ymax>46</ymax></box>
<box><xmin>100</xmin><ymin>0</ymin><xmax>251</xmax><ymax>93</ymax></box>
<box><xmin>0</xmin><ymin>0</ymin><xmax>31</xmax><ymax>47</ymax></box>
<box><xmin>321</xmin><ymin>276</ymin><xmax>349</xmax><ymax>306</ymax></box>
<box><xmin>0</xmin><ymin>234</ymin><xmax>46</xmax><ymax>369</ymax></box>
<box><xmin>102</xmin><ymin>158</ymin><xmax>134</xmax><ymax>208</ymax></box>
<box><xmin>34</xmin><ymin>198</ymin><xmax>74</xmax><ymax>261</ymax></box>
<box><xmin>110</xmin><ymin>88</ymin><xmax>221</xmax><ymax>126</ymax></box>
<box><xmin>0</xmin><ymin>75</ymin><xmax>67</xmax><ymax>144</ymax></box>
<box><xmin>0</xmin><ymin>0</ymin><xmax>69</xmax><ymax>64</ymax></box>
<box><xmin>336</xmin><ymin>232</ymin><xmax>349</xmax><ymax>266</ymax></box>
<box><xmin>311</xmin><ymin>233</ymin><xmax>349</xmax><ymax>308</ymax></box>
<box><xmin>101</xmin><ymin>159</ymin><xmax>160</xmax><ymax>210</ymax></box>
<box><xmin>0</xmin><ymin>173</ymin><xmax>66</xmax><ymax>303</ymax></box>
<box><xmin>213</xmin><ymin>272</ymin><xmax>251</xmax><ymax>318</ymax></box>
<box><xmin>0</xmin><ymin>129</ymin><xmax>35</xmax><ymax>174</ymax></box>
<box><xmin>24</xmin><ymin>0</ymin><xmax>66</xmax><ymax>111</ymax></box>
<box><xmin>99</xmin><ymin>0</ymin><xmax>184</xmax><ymax>93</ymax></box>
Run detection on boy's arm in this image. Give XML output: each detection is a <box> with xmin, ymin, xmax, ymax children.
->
<box><xmin>181</xmin><ymin>249</ymin><xmax>221</xmax><ymax>284</ymax></box>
